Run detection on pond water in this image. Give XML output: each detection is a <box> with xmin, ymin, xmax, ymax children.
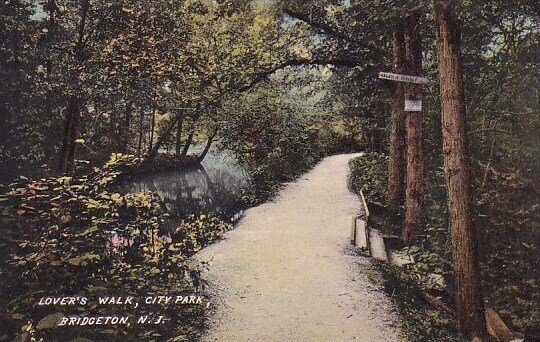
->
<box><xmin>123</xmin><ymin>147</ymin><xmax>251</xmax><ymax>221</ymax></box>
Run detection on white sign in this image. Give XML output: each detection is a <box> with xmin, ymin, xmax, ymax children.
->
<box><xmin>379</xmin><ymin>72</ymin><xmax>429</xmax><ymax>85</ymax></box>
<box><xmin>405</xmin><ymin>100</ymin><xmax>422</xmax><ymax>112</ymax></box>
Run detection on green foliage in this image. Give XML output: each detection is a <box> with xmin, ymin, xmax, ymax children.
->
<box><xmin>220</xmin><ymin>84</ymin><xmax>324</xmax><ymax>200</ymax></box>
<box><xmin>0</xmin><ymin>0</ymin><xmax>305</xmax><ymax>180</ymax></box>
<box><xmin>348</xmin><ymin>148</ymin><xmax>539</xmax><ymax>333</ymax></box>
<box><xmin>475</xmin><ymin>167</ymin><xmax>540</xmax><ymax>330</ymax></box>
<box><xmin>0</xmin><ymin>154</ymin><xmax>232</xmax><ymax>341</ymax></box>
<box><xmin>369</xmin><ymin>263</ymin><xmax>463</xmax><ymax>342</ymax></box>
<box><xmin>173</xmin><ymin>214</ymin><xmax>232</xmax><ymax>258</ymax></box>
<box><xmin>347</xmin><ymin>153</ymin><xmax>389</xmax><ymax>205</ymax></box>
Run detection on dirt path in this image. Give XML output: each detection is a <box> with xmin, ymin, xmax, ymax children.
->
<box><xmin>196</xmin><ymin>154</ymin><xmax>402</xmax><ymax>342</ymax></box>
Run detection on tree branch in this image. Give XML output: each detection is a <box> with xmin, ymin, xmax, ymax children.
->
<box><xmin>283</xmin><ymin>7</ymin><xmax>351</xmax><ymax>42</ymax></box>
<box><xmin>282</xmin><ymin>7</ymin><xmax>386</xmax><ymax>56</ymax></box>
<box><xmin>235</xmin><ymin>57</ymin><xmax>370</xmax><ymax>93</ymax></box>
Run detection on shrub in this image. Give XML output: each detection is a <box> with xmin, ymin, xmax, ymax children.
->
<box><xmin>348</xmin><ymin>151</ymin><xmax>540</xmax><ymax>334</ymax></box>
<box><xmin>347</xmin><ymin>152</ymin><xmax>388</xmax><ymax>205</ymax></box>
<box><xmin>0</xmin><ymin>154</ymin><xmax>231</xmax><ymax>341</ymax></box>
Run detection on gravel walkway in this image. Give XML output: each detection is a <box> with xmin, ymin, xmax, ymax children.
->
<box><xmin>196</xmin><ymin>154</ymin><xmax>402</xmax><ymax>342</ymax></box>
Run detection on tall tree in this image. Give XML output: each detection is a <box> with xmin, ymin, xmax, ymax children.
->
<box><xmin>434</xmin><ymin>1</ymin><xmax>488</xmax><ymax>339</ymax></box>
<box><xmin>403</xmin><ymin>12</ymin><xmax>425</xmax><ymax>245</ymax></box>
<box><xmin>58</xmin><ymin>0</ymin><xmax>90</xmax><ymax>174</ymax></box>
<box><xmin>388</xmin><ymin>22</ymin><xmax>407</xmax><ymax>214</ymax></box>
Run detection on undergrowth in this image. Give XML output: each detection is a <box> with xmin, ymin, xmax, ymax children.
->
<box><xmin>348</xmin><ymin>152</ymin><xmax>539</xmax><ymax>339</ymax></box>
<box><xmin>366</xmin><ymin>263</ymin><xmax>463</xmax><ymax>342</ymax></box>
<box><xmin>0</xmin><ymin>154</ymin><xmax>232</xmax><ymax>341</ymax></box>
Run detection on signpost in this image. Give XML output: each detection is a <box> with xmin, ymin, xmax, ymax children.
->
<box><xmin>379</xmin><ymin>72</ymin><xmax>429</xmax><ymax>112</ymax></box>
<box><xmin>379</xmin><ymin>72</ymin><xmax>429</xmax><ymax>85</ymax></box>
<box><xmin>405</xmin><ymin>100</ymin><xmax>422</xmax><ymax>112</ymax></box>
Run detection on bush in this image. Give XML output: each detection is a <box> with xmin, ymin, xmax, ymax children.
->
<box><xmin>347</xmin><ymin>153</ymin><xmax>388</xmax><ymax>205</ymax></box>
<box><xmin>0</xmin><ymin>154</ymin><xmax>231</xmax><ymax>341</ymax></box>
<box><xmin>221</xmin><ymin>87</ymin><xmax>322</xmax><ymax>201</ymax></box>
<box><xmin>370</xmin><ymin>263</ymin><xmax>463</xmax><ymax>342</ymax></box>
<box><xmin>347</xmin><ymin>151</ymin><xmax>540</xmax><ymax>334</ymax></box>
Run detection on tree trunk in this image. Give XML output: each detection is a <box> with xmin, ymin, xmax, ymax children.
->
<box><xmin>388</xmin><ymin>22</ymin><xmax>407</xmax><ymax>214</ymax></box>
<box><xmin>147</xmin><ymin>103</ymin><xmax>156</xmax><ymax>156</ymax></box>
<box><xmin>175</xmin><ymin>113</ymin><xmax>184</xmax><ymax>157</ymax></box>
<box><xmin>148</xmin><ymin>115</ymin><xmax>181</xmax><ymax>158</ymax></box>
<box><xmin>122</xmin><ymin>101</ymin><xmax>132</xmax><ymax>153</ymax></box>
<box><xmin>434</xmin><ymin>1</ymin><xmax>488</xmax><ymax>339</ymax></box>
<box><xmin>58</xmin><ymin>96</ymin><xmax>80</xmax><ymax>174</ymax></box>
<box><xmin>137</xmin><ymin>107</ymin><xmax>144</xmax><ymax>157</ymax></box>
<box><xmin>181</xmin><ymin>131</ymin><xmax>194</xmax><ymax>159</ymax></box>
<box><xmin>197</xmin><ymin>128</ymin><xmax>218</xmax><ymax>164</ymax></box>
<box><xmin>403</xmin><ymin>12</ymin><xmax>425</xmax><ymax>245</ymax></box>
<box><xmin>45</xmin><ymin>0</ymin><xmax>57</xmax><ymax>74</ymax></box>
<box><xmin>374</xmin><ymin>99</ymin><xmax>387</xmax><ymax>153</ymax></box>
<box><xmin>58</xmin><ymin>0</ymin><xmax>89</xmax><ymax>174</ymax></box>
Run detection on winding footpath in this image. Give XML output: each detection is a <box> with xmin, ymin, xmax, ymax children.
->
<box><xmin>196</xmin><ymin>154</ymin><xmax>402</xmax><ymax>342</ymax></box>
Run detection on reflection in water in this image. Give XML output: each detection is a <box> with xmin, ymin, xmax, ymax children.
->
<box><xmin>124</xmin><ymin>149</ymin><xmax>250</xmax><ymax>220</ymax></box>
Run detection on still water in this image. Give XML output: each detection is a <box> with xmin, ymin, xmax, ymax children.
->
<box><xmin>124</xmin><ymin>148</ymin><xmax>251</xmax><ymax>220</ymax></box>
